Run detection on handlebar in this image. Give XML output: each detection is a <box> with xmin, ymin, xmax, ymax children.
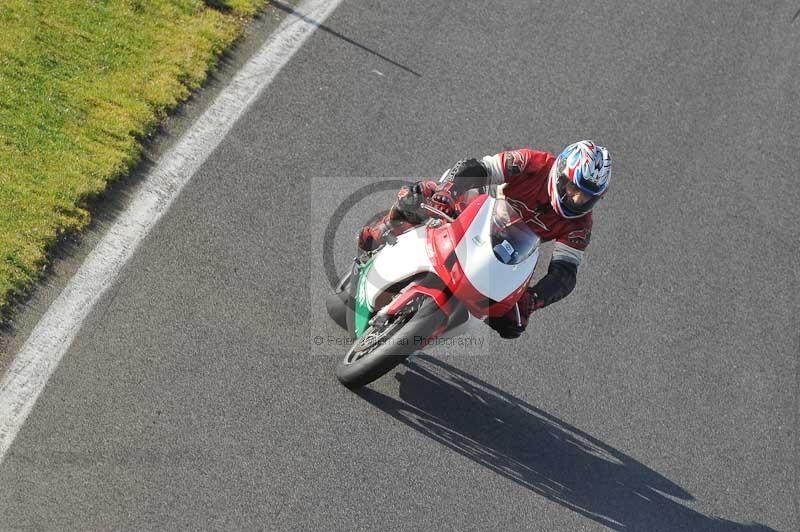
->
<box><xmin>421</xmin><ymin>202</ymin><xmax>456</xmax><ymax>223</ymax></box>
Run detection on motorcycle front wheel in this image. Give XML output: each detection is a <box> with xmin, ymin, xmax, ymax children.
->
<box><xmin>335</xmin><ymin>296</ymin><xmax>445</xmax><ymax>389</ymax></box>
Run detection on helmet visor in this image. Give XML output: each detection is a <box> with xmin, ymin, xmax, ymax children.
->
<box><xmin>556</xmin><ymin>175</ymin><xmax>600</xmax><ymax>215</ymax></box>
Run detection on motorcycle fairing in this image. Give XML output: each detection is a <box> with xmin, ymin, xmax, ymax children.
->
<box><xmin>354</xmin><ymin>226</ymin><xmax>436</xmax><ymax>337</ymax></box>
<box><xmin>454</xmin><ymin>198</ymin><xmax>540</xmax><ymax>303</ymax></box>
<box><xmin>353</xmin><ymin>195</ymin><xmax>540</xmax><ymax>337</ymax></box>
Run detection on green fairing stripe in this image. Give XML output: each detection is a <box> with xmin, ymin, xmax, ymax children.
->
<box><xmin>354</xmin><ymin>258</ymin><xmax>375</xmax><ymax>338</ymax></box>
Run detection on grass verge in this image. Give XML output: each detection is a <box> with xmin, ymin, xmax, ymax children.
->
<box><xmin>0</xmin><ymin>0</ymin><xmax>267</xmax><ymax>319</ymax></box>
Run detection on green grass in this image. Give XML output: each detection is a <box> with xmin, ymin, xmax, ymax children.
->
<box><xmin>0</xmin><ymin>0</ymin><xmax>266</xmax><ymax>316</ymax></box>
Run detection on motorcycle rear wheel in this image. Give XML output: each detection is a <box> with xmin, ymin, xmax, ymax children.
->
<box><xmin>335</xmin><ymin>296</ymin><xmax>444</xmax><ymax>389</ymax></box>
<box><xmin>325</xmin><ymin>287</ymin><xmax>352</xmax><ymax>333</ymax></box>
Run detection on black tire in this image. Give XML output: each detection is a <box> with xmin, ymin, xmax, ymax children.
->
<box><xmin>325</xmin><ymin>289</ymin><xmax>351</xmax><ymax>332</ymax></box>
<box><xmin>326</xmin><ymin>266</ymin><xmax>357</xmax><ymax>333</ymax></box>
<box><xmin>335</xmin><ymin>296</ymin><xmax>445</xmax><ymax>389</ymax></box>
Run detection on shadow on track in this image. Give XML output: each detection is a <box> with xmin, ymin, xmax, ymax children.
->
<box><xmin>356</xmin><ymin>355</ymin><xmax>775</xmax><ymax>532</ymax></box>
<box><xmin>269</xmin><ymin>0</ymin><xmax>422</xmax><ymax>77</ymax></box>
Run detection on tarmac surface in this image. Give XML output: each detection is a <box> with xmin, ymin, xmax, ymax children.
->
<box><xmin>0</xmin><ymin>1</ymin><xmax>797</xmax><ymax>530</ymax></box>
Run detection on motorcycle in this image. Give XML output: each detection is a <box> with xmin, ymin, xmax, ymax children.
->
<box><xmin>326</xmin><ymin>185</ymin><xmax>541</xmax><ymax>388</ymax></box>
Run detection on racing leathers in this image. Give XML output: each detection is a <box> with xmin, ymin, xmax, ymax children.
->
<box><xmin>358</xmin><ymin>149</ymin><xmax>592</xmax><ymax>339</ymax></box>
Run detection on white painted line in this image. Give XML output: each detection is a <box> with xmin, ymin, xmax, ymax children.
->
<box><xmin>0</xmin><ymin>0</ymin><xmax>344</xmax><ymax>464</ymax></box>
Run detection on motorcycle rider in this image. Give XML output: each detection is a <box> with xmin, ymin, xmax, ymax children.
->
<box><xmin>358</xmin><ymin>140</ymin><xmax>612</xmax><ymax>339</ymax></box>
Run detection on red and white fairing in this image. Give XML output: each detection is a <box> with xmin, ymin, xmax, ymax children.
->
<box><xmin>452</xmin><ymin>196</ymin><xmax>539</xmax><ymax>305</ymax></box>
<box><xmin>361</xmin><ymin>193</ymin><xmax>540</xmax><ymax>329</ymax></box>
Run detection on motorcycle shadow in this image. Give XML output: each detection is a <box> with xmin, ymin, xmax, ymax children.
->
<box><xmin>356</xmin><ymin>355</ymin><xmax>776</xmax><ymax>532</ymax></box>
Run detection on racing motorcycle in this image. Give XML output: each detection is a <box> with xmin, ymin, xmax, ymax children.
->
<box><xmin>326</xmin><ymin>185</ymin><xmax>541</xmax><ymax>388</ymax></box>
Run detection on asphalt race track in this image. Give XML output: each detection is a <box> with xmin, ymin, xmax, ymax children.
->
<box><xmin>0</xmin><ymin>1</ymin><xmax>797</xmax><ymax>530</ymax></box>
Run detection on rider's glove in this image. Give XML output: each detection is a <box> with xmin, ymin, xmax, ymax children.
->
<box><xmin>396</xmin><ymin>181</ymin><xmax>436</xmax><ymax>220</ymax></box>
<box><xmin>397</xmin><ymin>182</ymin><xmax>425</xmax><ymax>209</ymax></box>
<box><xmin>430</xmin><ymin>183</ymin><xmax>457</xmax><ymax>216</ymax></box>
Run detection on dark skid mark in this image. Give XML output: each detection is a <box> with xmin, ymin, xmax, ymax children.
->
<box><xmin>270</xmin><ymin>0</ymin><xmax>422</xmax><ymax>77</ymax></box>
<box><xmin>793</xmin><ymin>7</ymin><xmax>800</xmax><ymax>22</ymax></box>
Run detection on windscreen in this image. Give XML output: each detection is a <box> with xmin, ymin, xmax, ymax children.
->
<box><xmin>490</xmin><ymin>199</ymin><xmax>539</xmax><ymax>265</ymax></box>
